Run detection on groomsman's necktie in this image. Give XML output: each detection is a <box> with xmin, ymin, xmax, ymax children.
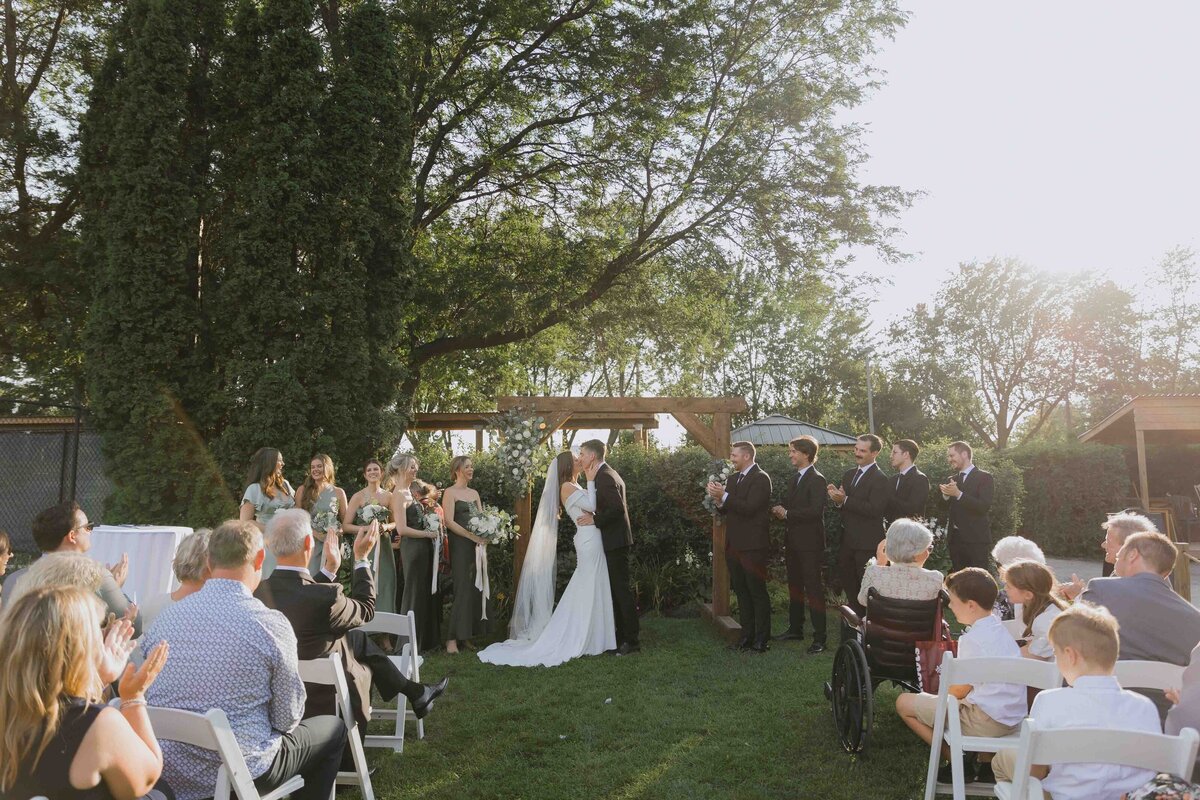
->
<box><xmin>852</xmin><ymin>467</ymin><xmax>866</xmax><ymax>487</ymax></box>
<box><xmin>895</xmin><ymin>473</ymin><xmax>903</xmax><ymax>491</ymax></box>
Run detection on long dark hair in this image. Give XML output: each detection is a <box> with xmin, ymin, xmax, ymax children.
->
<box><xmin>555</xmin><ymin>451</ymin><xmax>576</xmax><ymax>517</ymax></box>
<box><xmin>247</xmin><ymin>447</ymin><xmax>287</xmax><ymax>499</ymax></box>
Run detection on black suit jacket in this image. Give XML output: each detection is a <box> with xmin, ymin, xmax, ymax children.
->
<box><xmin>888</xmin><ymin>467</ymin><xmax>930</xmax><ymax>522</ymax></box>
<box><xmin>946</xmin><ymin>467</ymin><xmax>994</xmax><ymax>543</ymax></box>
<box><xmin>254</xmin><ymin>566</ymin><xmax>376</xmax><ymax>726</ymax></box>
<box><xmin>838</xmin><ymin>463</ymin><xmax>891</xmax><ymax>551</ymax></box>
<box><xmin>719</xmin><ymin>463</ymin><xmax>773</xmax><ymax>552</ymax></box>
<box><xmin>782</xmin><ymin>466</ymin><xmax>826</xmax><ymax>552</ymax></box>
<box><xmin>592</xmin><ymin>463</ymin><xmax>634</xmax><ymax>552</ymax></box>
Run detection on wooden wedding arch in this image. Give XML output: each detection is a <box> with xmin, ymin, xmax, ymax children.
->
<box><xmin>410</xmin><ymin>395</ymin><xmax>749</xmax><ymax>640</ymax></box>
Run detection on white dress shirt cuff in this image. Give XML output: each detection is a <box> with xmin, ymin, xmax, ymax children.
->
<box><xmin>320</xmin><ymin>568</ymin><xmax>337</xmax><ymax>581</ymax></box>
<box><xmin>353</xmin><ymin>559</ymin><xmax>371</xmax><ymax>571</ymax></box>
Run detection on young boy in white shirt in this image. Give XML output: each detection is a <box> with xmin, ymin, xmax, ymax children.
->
<box><xmin>992</xmin><ymin>603</ymin><xmax>1162</xmax><ymax>799</ymax></box>
<box><xmin>896</xmin><ymin>567</ymin><xmax>1027</xmax><ymax>783</ymax></box>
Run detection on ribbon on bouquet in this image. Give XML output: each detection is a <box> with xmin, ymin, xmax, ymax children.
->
<box><xmin>475</xmin><ymin>543</ymin><xmax>490</xmax><ymax>620</ymax></box>
<box><xmin>430</xmin><ymin>527</ymin><xmax>442</xmax><ymax>594</ymax></box>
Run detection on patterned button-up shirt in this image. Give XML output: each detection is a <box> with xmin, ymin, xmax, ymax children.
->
<box><xmin>143</xmin><ymin>579</ymin><xmax>306</xmax><ymax>800</ymax></box>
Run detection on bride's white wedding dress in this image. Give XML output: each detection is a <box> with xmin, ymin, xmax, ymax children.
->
<box><xmin>478</xmin><ymin>487</ymin><xmax>616</xmax><ymax>667</ymax></box>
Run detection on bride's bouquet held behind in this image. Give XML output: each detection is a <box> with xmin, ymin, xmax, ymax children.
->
<box><xmin>701</xmin><ymin>459</ymin><xmax>734</xmax><ymax>517</ymax></box>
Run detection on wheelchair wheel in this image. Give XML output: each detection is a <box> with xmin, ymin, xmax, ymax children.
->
<box><xmin>829</xmin><ymin>638</ymin><xmax>873</xmax><ymax>754</ymax></box>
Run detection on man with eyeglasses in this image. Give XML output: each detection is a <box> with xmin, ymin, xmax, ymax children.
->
<box><xmin>0</xmin><ymin>501</ymin><xmax>138</xmax><ymax>634</ymax></box>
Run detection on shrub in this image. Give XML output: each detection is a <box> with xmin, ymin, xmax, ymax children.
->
<box><xmin>1010</xmin><ymin>442</ymin><xmax>1130</xmax><ymax>558</ymax></box>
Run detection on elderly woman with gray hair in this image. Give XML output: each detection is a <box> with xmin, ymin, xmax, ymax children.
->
<box><xmin>857</xmin><ymin>519</ymin><xmax>944</xmax><ymax>607</ymax></box>
<box><xmin>138</xmin><ymin>528</ymin><xmax>213</xmax><ymax>632</ymax></box>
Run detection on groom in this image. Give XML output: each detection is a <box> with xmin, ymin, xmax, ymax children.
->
<box><xmin>580</xmin><ymin>439</ymin><xmax>640</xmax><ymax>655</ymax></box>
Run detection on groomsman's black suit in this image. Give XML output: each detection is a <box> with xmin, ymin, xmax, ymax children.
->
<box><xmin>256</xmin><ymin>564</ymin><xmax>413</xmax><ymax>729</ymax></box>
<box><xmin>836</xmin><ymin>461</ymin><xmax>892</xmax><ymax>615</ymax></box>
<box><xmin>592</xmin><ymin>463</ymin><xmax>640</xmax><ymax>649</ymax></box>
<box><xmin>781</xmin><ymin>464</ymin><xmax>827</xmax><ymax>644</ymax></box>
<box><xmin>718</xmin><ymin>462</ymin><xmax>774</xmax><ymax>648</ymax></box>
<box><xmin>888</xmin><ymin>466</ymin><xmax>930</xmax><ymax>522</ymax></box>
<box><xmin>945</xmin><ymin>466</ymin><xmax>995</xmax><ymax>571</ymax></box>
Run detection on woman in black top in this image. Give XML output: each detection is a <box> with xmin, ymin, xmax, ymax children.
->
<box><xmin>0</xmin><ymin>586</ymin><xmax>171</xmax><ymax>800</ymax></box>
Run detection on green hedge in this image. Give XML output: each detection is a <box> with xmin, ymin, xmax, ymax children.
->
<box><xmin>407</xmin><ymin>439</ymin><xmax>1027</xmax><ymax>621</ymax></box>
<box><xmin>1010</xmin><ymin>442</ymin><xmax>1131</xmax><ymax>559</ymax></box>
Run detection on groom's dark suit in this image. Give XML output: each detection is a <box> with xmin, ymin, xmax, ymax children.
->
<box><xmin>592</xmin><ymin>463</ymin><xmax>639</xmax><ymax>649</ymax></box>
<box><xmin>719</xmin><ymin>462</ymin><xmax>773</xmax><ymax>647</ymax></box>
<box><xmin>781</xmin><ymin>464</ymin><xmax>827</xmax><ymax>643</ymax></box>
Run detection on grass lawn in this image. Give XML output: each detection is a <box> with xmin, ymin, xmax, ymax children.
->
<box><xmin>360</xmin><ymin>612</ymin><xmax>931</xmax><ymax>799</ymax></box>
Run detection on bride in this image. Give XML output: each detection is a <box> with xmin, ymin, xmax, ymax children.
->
<box><xmin>478</xmin><ymin>451</ymin><xmax>616</xmax><ymax>667</ymax></box>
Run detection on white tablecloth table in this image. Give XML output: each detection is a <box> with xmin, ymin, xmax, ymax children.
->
<box><xmin>88</xmin><ymin>525</ymin><xmax>192</xmax><ymax>605</ymax></box>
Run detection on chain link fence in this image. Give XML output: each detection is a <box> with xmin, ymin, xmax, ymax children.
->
<box><xmin>0</xmin><ymin>398</ymin><xmax>111</xmax><ymax>554</ymax></box>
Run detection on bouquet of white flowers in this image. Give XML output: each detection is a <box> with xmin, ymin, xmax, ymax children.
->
<box><xmin>466</xmin><ymin>505</ymin><xmax>519</xmax><ymax>544</ymax></box>
<box><xmin>358</xmin><ymin>502</ymin><xmax>390</xmax><ymax>526</ymax></box>
<box><xmin>701</xmin><ymin>459</ymin><xmax>734</xmax><ymax>517</ymax></box>
<box><xmin>312</xmin><ymin>495</ymin><xmax>341</xmax><ymax>535</ymax></box>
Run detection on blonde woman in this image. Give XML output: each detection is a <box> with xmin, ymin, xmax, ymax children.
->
<box><xmin>295</xmin><ymin>454</ymin><xmax>348</xmax><ymax>575</ymax></box>
<box><xmin>239</xmin><ymin>447</ymin><xmax>295</xmax><ymax>578</ymax></box>
<box><xmin>0</xmin><ymin>586</ymin><xmax>170</xmax><ymax>799</ymax></box>
<box><xmin>442</xmin><ymin>455</ymin><xmax>490</xmax><ymax>654</ymax></box>
<box><xmin>3</xmin><ymin>550</ymin><xmax>109</xmax><ymax>608</ymax></box>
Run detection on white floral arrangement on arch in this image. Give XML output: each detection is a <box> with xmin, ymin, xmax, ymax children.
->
<box><xmin>490</xmin><ymin>407</ymin><xmax>547</xmax><ymax>499</ymax></box>
<box><xmin>701</xmin><ymin>459</ymin><xmax>734</xmax><ymax>517</ymax></box>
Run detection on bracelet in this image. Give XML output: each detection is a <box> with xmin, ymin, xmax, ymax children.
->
<box><xmin>120</xmin><ymin>697</ymin><xmax>147</xmax><ymax>710</ymax></box>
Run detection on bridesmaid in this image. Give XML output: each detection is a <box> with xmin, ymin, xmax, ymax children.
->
<box><xmin>344</xmin><ymin>459</ymin><xmax>398</xmax><ymax>612</ymax></box>
<box><xmin>239</xmin><ymin>447</ymin><xmax>295</xmax><ymax>578</ymax></box>
<box><xmin>441</xmin><ymin>455</ymin><xmax>490</xmax><ymax>654</ymax></box>
<box><xmin>296</xmin><ymin>454</ymin><xmax>348</xmax><ymax>575</ymax></box>
<box><xmin>401</xmin><ymin>479</ymin><xmax>442</xmax><ymax>651</ymax></box>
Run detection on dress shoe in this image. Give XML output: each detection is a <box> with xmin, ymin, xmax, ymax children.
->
<box><xmin>937</xmin><ymin>752</ymin><xmax>978</xmax><ymax>784</ymax></box>
<box><xmin>410</xmin><ymin>677</ymin><xmax>449</xmax><ymax>719</ymax></box>
<box><xmin>777</xmin><ymin>630</ymin><xmax>805</xmax><ymax>641</ymax></box>
<box><xmin>616</xmin><ymin>642</ymin><xmax>641</xmax><ymax>655</ymax></box>
<box><xmin>749</xmin><ymin>640</ymin><xmax>769</xmax><ymax>653</ymax></box>
<box><xmin>974</xmin><ymin>760</ymin><xmax>995</xmax><ymax>784</ymax></box>
<box><xmin>729</xmin><ymin>636</ymin><xmax>752</xmax><ymax>652</ymax></box>
<box><xmin>806</xmin><ymin>641</ymin><xmax>827</xmax><ymax>655</ymax></box>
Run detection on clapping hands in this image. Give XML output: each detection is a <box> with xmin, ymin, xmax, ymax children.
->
<box><xmin>771</xmin><ymin>505</ymin><xmax>787</xmax><ymax>520</ymax></box>
<box><xmin>322</xmin><ymin>529</ymin><xmax>342</xmax><ymax>574</ymax></box>
<box><xmin>98</xmin><ymin>617</ymin><xmax>137</xmax><ymax>684</ymax></box>
<box><xmin>705</xmin><ymin>482</ymin><xmax>724</xmax><ymax>502</ymax></box>
<box><xmin>826</xmin><ymin>483</ymin><xmax>846</xmax><ymax>504</ymax></box>
<box><xmin>109</xmin><ymin>553</ymin><xmax>129</xmax><ymax>587</ymax></box>
<box><xmin>353</xmin><ymin>520</ymin><xmax>380</xmax><ymax>562</ymax></box>
<box><xmin>939</xmin><ymin>480</ymin><xmax>962</xmax><ymax>499</ymax></box>
<box><xmin>119</xmin><ymin>641</ymin><xmax>169</xmax><ymax>702</ymax></box>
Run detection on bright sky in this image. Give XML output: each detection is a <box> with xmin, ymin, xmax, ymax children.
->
<box><xmin>845</xmin><ymin>1</ymin><xmax>1200</xmax><ymax>330</ymax></box>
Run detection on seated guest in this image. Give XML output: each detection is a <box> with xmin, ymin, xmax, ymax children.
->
<box><xmin>142</xmin><ymin>520</ymin><xmax>345</xmax><ymax>800</ymax></box>
<box><xmin>0</xmin><ymin>586</ymin><xmax>172</xmax><ymax>800</ymax></box>
<box><xmin>3</xmin><ymin>550</ymin><xmax>109</xmax><ymax>608</ymax></box>
<box><xmin>2</xmin><ymin>502</ymin><xmax>139</xmax><ymax>635</ymax></box>
<box><xmin>140</xmin><ymin>529</ymin><xmax>212</xmax><ymax>632</ymax></box>
<box><xmin>896</xmin><ymin>568</ymin><xmax>1026</xmax><ymax>784</ymax></box>
<box><xmin>857</xmin><ymin>518</ymin><xmax>943</xmax><ymax>607</ymax></box>
<box><xmin>991</xmin><ymin>535</ymin><xmax>1045</xmax><ymax>619</ymax></box>
<box><xmin>1166</xmin><ymin>641</ymin><xmax>1200</xmax><ymax>780</ymax></box>
<box><xmin>992</xmin><ymin>603</ymin><xmax>1162</xmax><ymax>799</ymax></box>
<box><xmin>1081</xmin><ymin>531</ymin><xmax>1200</xmax><ymax>719</ymax></box>
<box><xmin>998</xmin><ymin>560</ymin><xmax>1066</xmax><ymax>660</ymax></box>
<box><xmin>1100</xmin><ymin>511</ymin><xmax>1159</xmax><ymax>570</ymax></box>
<box><xmin>255</xmin><ymin>509</ymin><xmax>448</xmax><ymax>731</ymax></box>
<box><xmin>1125</xmin><ymin>774</ymin><xmax>1200</xmax><ymax>800</ymax></box>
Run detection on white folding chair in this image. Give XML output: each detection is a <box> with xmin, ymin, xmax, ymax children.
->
<box><xmin>994</xmin><ymin>719</ymin><xmax>1200</xmax><ymax>800</ymax></box>
<box><xmin>297</xmin><ymin>654</ymin><xmax>375</xmax><ymax>800</ymax></box>
<box><xmin>923</xmin><ymin>653</ymin><xmax>1062</xmax><ymax>800</ymax></box>
<box><xmin>147</xmin><ymin>706</ymin><xmax>304</xmax><ymax>800</ymax></box>
<box><xmin>1114</xmin><ymin>660</ymin><xmax>1187</xmax><ymax>692</ymax></box>
<box><xmin>357</xmin><ymin>610</ymin><xmax>426</xmax><ymax>751</ymax></box>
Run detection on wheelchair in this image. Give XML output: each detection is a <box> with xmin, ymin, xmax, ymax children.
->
<box><xmin>824</xmin><ymin>587</ymin><xmax>949</xmax><ymax>754</ymax></box>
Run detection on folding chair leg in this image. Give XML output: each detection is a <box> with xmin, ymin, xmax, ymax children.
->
<box><xmin>338</xmin><ymin>721</ymin><xmax>376</xmax><ymax>800</ymax></box>
<box><xmin>417</xmin><ymin>717</ymin><xmax>425</xmax><ymax>740</ymax></box>
<box><xmin>924</xmin><ymin>704</ymin><xmax>946</xmax><ymax>800</ymax></box>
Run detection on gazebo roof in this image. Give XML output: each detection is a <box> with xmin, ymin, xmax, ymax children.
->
<box><xmin>730</xmin><ymin>415</ymin><xmax>857</xmax><ymax>448</ymax></box>
<box><xmin>1079</xmin><ymin>394</ymin><xmax>1200</xmax><ymax>446</ymax></box>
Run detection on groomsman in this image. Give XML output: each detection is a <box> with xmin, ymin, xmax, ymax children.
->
<box><xmin>888</xmin><ymin>439</ymin><xmax>929</xmax><ymax>522</ymax></box>
<box><xmin>939</xmin><ymin>441</ymin><xmax>994</xmax><ymax>571</ymax></box>
<box><xmin>827</xmin><ymin>434</ymin><xmax>891</xmax><ymax>615</ymax></box>
<box><xmin>708</xmin><ymin>441</ymin><xmax>773</xmax><ymax>652</ymax></box>
<box><xmin>772</xmin><ymin>435</ymin><xmax>828</xmax><ymax>654</ymax></box>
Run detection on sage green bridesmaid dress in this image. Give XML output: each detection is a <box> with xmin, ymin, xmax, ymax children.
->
<box><xmin>448</xmin><ymin>499</ymin><xmax>491</xmax><ymax>641</ymax></box>
<box><xmin>400</xmin><ymin>502</ymin><xmax>439</xmax><ymax>650</ymax></box>
<box><xmin>306</xmin><ymin>486</ymin><xmax>340</xmax><ymax>575</ymax></box>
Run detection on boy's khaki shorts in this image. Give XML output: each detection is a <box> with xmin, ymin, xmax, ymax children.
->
<box><xmin>910</xmin><ymin>693</ymin><xmax>1019</xmax><ymax>738</ymax></box>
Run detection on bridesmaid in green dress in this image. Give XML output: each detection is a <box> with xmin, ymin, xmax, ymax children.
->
<box><xmin>401</xmin><ymin>480</ymin><xmax>441</xmax><ymax>650</ymax></box>
<box><xmin>238</xmin><ymin>447</ymin><xmax>295</xmax><ymax>578</ymax></box>
<box><xmin>344</xmin><ymin>459</ymin><xmax>398</xmax><ymax>612</ymax></box>
<box><xmin>441</xmin><ymin>455</ymin><xmax>490</xmax><ymax>654</ymax></box>
<box><xmin>296</xmin><ymin>454</ymin><xmax>349</xmax><ymax>575</ymax></box>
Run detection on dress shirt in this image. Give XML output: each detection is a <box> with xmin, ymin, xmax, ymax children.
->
<box><xmin>894</xmin><ymin>464</ymin><xmax>913</xmax><ymax>489</ymax></box>
<box><xmin>143</xmin><ymin>579</ymin><xmax>306</xmax><ymax>800</ymax></box>
<box><xmin>952</xmin><ymin>464</ymin><xmax>975</xmax><ymax>501</ymax></box>
<box><xmin>1024</xmin><ymin>604</ymin><xmax>1063</xmax><ymax>660</ymax></box>
<box><xmin>958</xmin><ymin>614</ymin><xmax>1027</xmax><ymax>726</ymax></box>
<box><xmin>721</xmin><ymin>463</ymin><xmax>756</xmax><ymax>504</ymax></box>
<box><xmin>783</xmin><ymin>466</ymin><xmax>812</xmax><ymax>517</ymax></box>
<box><xmin>1031</xmin><ymin>675</ymin><xmax>1161</xmax><ymax>800</ymax></box>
